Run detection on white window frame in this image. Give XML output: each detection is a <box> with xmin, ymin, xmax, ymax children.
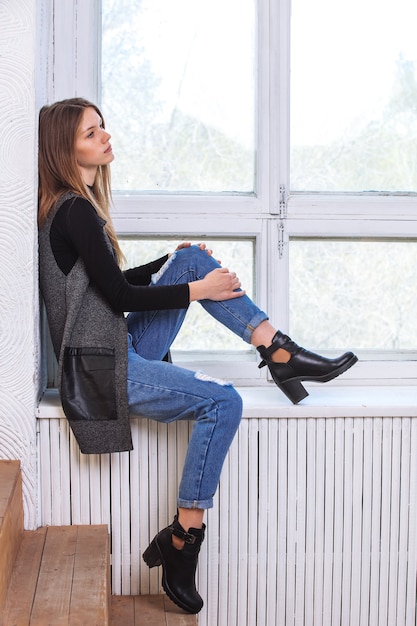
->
<box><xmin>40</xmin><ymin>0</ymin><xmax>417</xmax><ymax>385</ymax></box>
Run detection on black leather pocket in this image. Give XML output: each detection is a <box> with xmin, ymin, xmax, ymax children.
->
<box><xmin>61</xmin><ymin>347</ymin><xmax>117</xmax><ymax>421</ymax></box>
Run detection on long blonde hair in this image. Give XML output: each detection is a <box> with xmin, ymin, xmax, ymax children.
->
<box><xmin>38</xmin><ymin>97</ymin><xmax>124</xmax><ymax>264</ymax></box>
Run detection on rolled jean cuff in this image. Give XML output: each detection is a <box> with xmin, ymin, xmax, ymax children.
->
<box><xmin>242</xmin><ymin>311</ymin><xmax>269</xmax><ymax>344</ymax></box>
<box><xmin>177</xmin><ymin>497</ymin><xmax>214</xmax><ymax>510</ymax></box>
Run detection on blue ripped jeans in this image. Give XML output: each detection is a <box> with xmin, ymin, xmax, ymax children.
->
<box><xmin>126</xmin><ymin>245</ymin><xmax>268</xmax><ymax>509</ymax></box>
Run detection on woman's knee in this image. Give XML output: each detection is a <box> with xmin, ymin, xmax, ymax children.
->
<box><xmin>196</xmin><ymin>377</ymin><xmax>242</xmax><ymax>429</ymax></box>
<box><xmin>176</xmin><ymin>245</ymin><xmax>220</xmax><ymax>270</ymax></box>
<box><xmin>218</xmin><ymin>384</ymin><xmax>243</xmax><ymax>430</ymax></box>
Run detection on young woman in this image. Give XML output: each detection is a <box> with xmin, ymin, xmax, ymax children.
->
<box><xmin>38</xmin><ymin>98</ymin><xmax>357</xmax><ymax>614</ymax></box>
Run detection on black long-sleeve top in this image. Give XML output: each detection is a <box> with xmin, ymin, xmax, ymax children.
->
<box><xmin>49</xmin><ymin>197</ymin><xmax>190</xmax><ymax>312</ymax></box>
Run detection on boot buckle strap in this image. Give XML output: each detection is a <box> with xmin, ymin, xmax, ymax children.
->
<box><xmin>172</xmin><ymin>527</ymin><xmax>197</xmax><ymax>544</ymax></box>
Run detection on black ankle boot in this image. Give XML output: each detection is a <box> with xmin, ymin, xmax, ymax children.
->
<box><xmin>142</xmin><ymin>515</ymin><xmax>205</xmax><ymax>614</ymax></box>
<box><xmin>257</xmin><ymin>331</ymin><xmax>358</xmax><ymax>404</ymax></box>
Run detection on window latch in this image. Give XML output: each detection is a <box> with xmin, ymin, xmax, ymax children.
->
<box><xmin>278</xmin><ymin>184</ymin><xmax>287</xmax><ymax>259</ymax></box>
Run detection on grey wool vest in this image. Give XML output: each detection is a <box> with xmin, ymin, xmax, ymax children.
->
<box><xmin>38</xmin><ymin>193</ymin><xmax>133</xmax><ymax>454</ymax></box>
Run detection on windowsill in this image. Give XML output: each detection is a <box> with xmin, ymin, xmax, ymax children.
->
<box><xmin>37</xmin><ymin>385</ymin><xmax>417</xmax><ymax>420</ymax></box>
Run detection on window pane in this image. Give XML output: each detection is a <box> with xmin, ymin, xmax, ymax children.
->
<box><xmin>120</xmin><ymin>238</ymin><xmax>255</xmax><ymax>352</ymax></box>
<box><xmin>290</xmin><ymin>239</ymin><xmax>417</xmax><ymax>353</ymax></box>
<box><xmin>291</xmin><ymin>0</ymin><xmax>417</xmax><ymax>192</ymax></box>
<box><xmin>101</xmin><ymin>0</ymin><xmax>255</xmax><ymax>193</ymax></box>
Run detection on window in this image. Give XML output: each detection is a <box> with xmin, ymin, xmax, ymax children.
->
<box><xmin>45</xmin><ymin>0</ymin><xmax>417</xmax><ymax>385</ymax></box>
<box><xmin>288</xmin><ymin>0</ymin><xmax>417</xmax><ymax>382</ymax></box>
<box><xmin>290</xmin><ymin>239</ymin><xmax>417</xmax><ymax>353</ymax></box>
<box><xmin>291</xmin><ymin>0</ymin><xmax>417</xmax><ymax>193</ymax></box>
<box><xmin>101</xmin><ymin>0</ymin><xmax>255</xmax><ymax>193</ymax></box>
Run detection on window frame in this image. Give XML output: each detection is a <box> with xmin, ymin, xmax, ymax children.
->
<box><xmin>42</xmin><ymin>0</ymin><xmax>417</xmax><ymax>385</ymax></box>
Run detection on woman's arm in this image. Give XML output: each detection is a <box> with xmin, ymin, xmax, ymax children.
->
<box><xmin>123</xmin><ymin>255</ymin><xmax>169</xmax><ymax>286</ymax></box>
<box><xmin>51</xmin><ymin>198</ymin><xmax>190</xmax><ymax>312</ymax></box>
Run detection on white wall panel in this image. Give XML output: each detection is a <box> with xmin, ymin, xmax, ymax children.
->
<box><xmin>0</xmin><ymin>0</ymin><xmax>38</xmax><ymax>528</ymax></box>
<box><xmin>38</xmin><ymin>413</ymin><xmax>417</xmax><ymax>626</ymax></box>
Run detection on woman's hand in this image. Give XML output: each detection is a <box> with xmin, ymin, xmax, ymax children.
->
<box><xmin>188</xmin><ymin>267</ymin><xmax>246</xmax><ymax>302</ymax></box>
<box><xmin>174</xmin><ymin>242</ymin><xmax>213</xmax><ymax>255</ymax></box>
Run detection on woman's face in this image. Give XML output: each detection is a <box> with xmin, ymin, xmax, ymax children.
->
<box><xmin>74</xmin><ymin>107</ymin><xmax>114</xmax><ymax>184</ymax></box>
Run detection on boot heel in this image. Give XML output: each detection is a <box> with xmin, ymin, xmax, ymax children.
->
<box><xmin>278</xmin><ymin>379</ymin><xmax>308</xmax><ymax>404</ymax></box>
<box><xmin>142</xmin><ymin>539</ymin><xmax>162</xmax><ymax>568</ymax></box>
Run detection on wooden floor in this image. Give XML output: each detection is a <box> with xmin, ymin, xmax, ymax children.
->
<box><xmin>110</xmin><ymin>594</ymin><xmax>197</xmax><ymax>625</ymax></box>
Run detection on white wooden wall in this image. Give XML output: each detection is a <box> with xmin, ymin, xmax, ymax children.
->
<box><xmin>37</xmin><ymin>408</ymin><xmax>417</xmax><ymax>626</ymax></box>
<box><xmin>0</xmin><ymin>0</ymin><xmax>39</xmax><ymax>530</ymax></box>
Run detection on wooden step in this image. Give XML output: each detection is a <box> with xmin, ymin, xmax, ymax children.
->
<box><xmin>110</xmin><ymin>594</ymin><xmax>198</xmax><ymax>626</ymax></box>
<box><xmin>0</xmin><ymin>524</ymin><xmax>110</xmax><ymax>626</ymax></box>
<box><xmin>0</xmin><ymin>460</ymin><xmax>23</xmax><ymax>608</ymax></box>
<box><xmin>0</xmin><ymin>461</ymin><xmax>196</xmax><ymax>625</ymax></box>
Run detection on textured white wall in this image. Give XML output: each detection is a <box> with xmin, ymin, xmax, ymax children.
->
<box><xmin>0</xmin><ymin>0</ymin><xmax>38</xmax><ymax>528</ymax></box>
